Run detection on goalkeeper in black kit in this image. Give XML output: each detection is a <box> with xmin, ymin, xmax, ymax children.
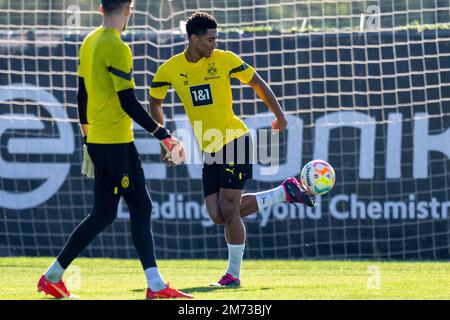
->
<box><xmin>37</xmin><ymin>0</ymin><xmax>192</xmax><ymax>299</ymax></box>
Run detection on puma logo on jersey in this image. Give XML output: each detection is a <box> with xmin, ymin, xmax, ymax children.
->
<box><xmin>180</xmin><ymin>73</ymin><xmax>189</xmax><ymax>85</ymax></box>
<box><xmin>225</xmin><ymin>168</ymin><xmax>236</xmax><ymax>175</ymax></box>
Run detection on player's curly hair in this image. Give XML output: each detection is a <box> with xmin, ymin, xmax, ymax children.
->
<box><xmin>101</xmin><ymin>0</ymin><xmax>132</xmax><ymax>14</ymax></box>
<box><xmin>186</xmin><ymin>12</ymin><xmax>218</xmax><ymax>38</ymax></box>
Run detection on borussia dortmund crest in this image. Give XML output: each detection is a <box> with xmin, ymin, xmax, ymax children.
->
<box><xmin>121</xmin><ymin>175</ymin><xmax>130</xmax><ymax>189</ymax></box>
<box><xmin>207</xmin><ymin>62</ymin><xmax>217</xmax><ymax>76</ymax></box>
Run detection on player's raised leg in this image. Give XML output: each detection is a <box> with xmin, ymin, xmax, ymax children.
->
<box><xmin>210</xmin><ymin>177</ymin><xmax>317</xmax><ymax>225</ymax></box>
<box><xmin>241</xmin><ymin>177</ymin><xmax>317</xmax><ymax>217</ymax></box>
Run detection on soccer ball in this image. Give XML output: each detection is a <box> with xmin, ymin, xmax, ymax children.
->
<box><xmin>300</xmin><ymin>159</ymin><xmax>335</xmax><ymax>196</ymax></box>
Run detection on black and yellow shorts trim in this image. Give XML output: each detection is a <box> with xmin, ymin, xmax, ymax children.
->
<box><xmin>87</xmin><ymin>142</ymin><xmax>145</xmax><ymax>195</ymax></box>
<box><xmin>202</xmin><ymin>134</ymin><xmax>253</xmax><ymax>198</ymax></box>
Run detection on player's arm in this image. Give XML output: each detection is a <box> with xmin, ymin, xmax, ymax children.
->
<box><xmin>246</xmin><ymin>72</ymin><xmax>288</xmax><ymax>132</ymax></box>
<box><xmin>148</xmin><ymin>65</ymin><xmax>178</xmax><ymax>165</ymax></box>
<box><xmin>104</xmin><ymin>42</ymin><xmax>183</xmax><ymax>164</ymax></box>
<box><xmin>150</xmin><ymin>96</ymin><xmax>175</xmax><ymax>165</ymax></box>
<box><xmin>77</xmin><ymin>42</ymin><xmax>88</xmax><ymax>139</ymax></box>
<box><xmin>77</xmin><ymin>76</ymin><xmax>95</xmax><ymax>178</ymax></box>
<box><xmin>77</xmin><ymin>44</ymin><xmax>94</xmax><ymax>178</ymax></box>
<box><xmin>149</xmin><ymin>96</ymin><xmax>165</xmax><ymax>126</ymax></box>
<box><xmin>105</xmin><ymin>42</ymin><xmax>167</xmax><ymax>139</ymax></box>
<box><xmin>76</xmin><ymin>76</ymin><xmax>89</xmax><ymax>138</ymax></box>
<box><xmin>227</xmin><ymin>51</ymin><xmax>288</xmax><ymax>131</ymax></box>
<box><xmin>117</xmin><ymin>89</ymin><xmax>169</xmax><ymax>140</ymax></box>
<box><xmin>118</xmin><ymin>89</ymin><xmax>184</xmax><ymax>165</ymax></box>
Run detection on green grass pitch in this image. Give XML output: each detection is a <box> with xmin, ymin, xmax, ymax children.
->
<box><xmin>1</xmin><ymin>257</ymin><xmax>449</xmax><ymax>300</ymax></box>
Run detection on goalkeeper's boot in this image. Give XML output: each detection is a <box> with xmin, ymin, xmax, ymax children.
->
<box><xmin>37</xmin><ymin>275</ymin><xmax>73</xmax><ymax>299</ymax></box>
<box><xmin>146</xmin><ymin>283</ymin><xmax>194</xmax><ymax>299</ymax></box>
<box><xmin>282</xmin><ymin>177</ymin><xmax>316</xmax><ymax>208</ymax></box>
<box><xmin>209</xmin><ymin>273</ymin><xmax>241</xmax><ymax>287</ymax></box>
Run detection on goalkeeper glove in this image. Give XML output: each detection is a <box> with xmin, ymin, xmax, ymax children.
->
<box><xmin>153</xmin><ymin>126</ymin><xmax>185</xmax><ymax>166</ymax></box>
<box><xmin>81</xmin><ymin>137</ymin><xmax>95</xmax><ymax>178</ymax></box>
<box><xmin>159</xmin><ymin>136</ymin><xmax>186</xmax><ymax>166</ymax></box>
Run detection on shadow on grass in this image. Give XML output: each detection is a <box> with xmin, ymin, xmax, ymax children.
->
<box><xmin>131</xmin><ymin>286</ymin><xmax>271</xmax><ymax>294</ymax></box>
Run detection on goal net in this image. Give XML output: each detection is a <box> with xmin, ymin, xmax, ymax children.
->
<box><xmin>0</xmin><ymin>0</ymin><xmax>449</xmax><ymax>260</ymax></box>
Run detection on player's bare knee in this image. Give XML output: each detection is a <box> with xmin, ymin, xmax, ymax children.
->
<box><xmin>219</xmin><ymin>200</ymin><xmax>240</xmax><ymax>222</ymax></box>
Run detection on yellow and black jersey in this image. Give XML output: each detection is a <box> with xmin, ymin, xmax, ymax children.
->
<box><xmin>78</xmin><ymin>26</ymin><xmax>135</xmax><ymax>143</ymax></box>
<box><xmin>150</xmin><ymin>49</ymin><xmax>255</xmax><ymax>153</ymax></box>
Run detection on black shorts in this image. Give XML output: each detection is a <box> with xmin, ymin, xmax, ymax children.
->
<box><xmin>87</xmin><ymin>142</ymin><xmax>145</xmax><ymax>195</ymax></box>
<box><xmin>202</xmin><ymin>134</ymin><xmax>253</xmax><ymax>198</ymax></box>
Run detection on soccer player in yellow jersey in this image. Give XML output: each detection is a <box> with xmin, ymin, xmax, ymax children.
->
<box><xmin>37</xmin><ymin>0</ymin><xmax>192</xmax><ymax>300</ymax></box>
<box><xmin>150</xmin><ymin>12</ymin><xmax>316</xmax><ymax>287</ymax></box>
